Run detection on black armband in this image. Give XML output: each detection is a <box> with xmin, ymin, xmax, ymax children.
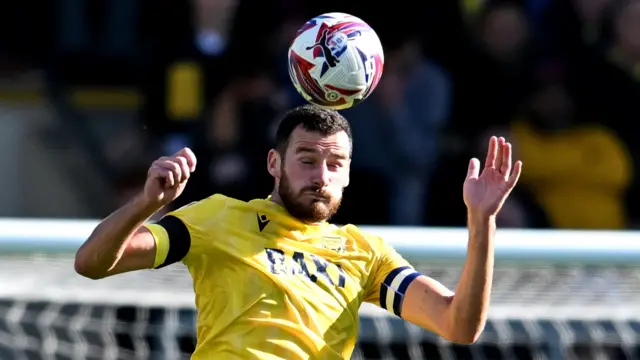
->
<box><xmin>155</xmin><ymin>215</ymin><xmax>191</xmax><ymax>268</ymax></box>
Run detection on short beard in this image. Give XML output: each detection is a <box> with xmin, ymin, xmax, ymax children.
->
<box><xmin>278</xmin><ymin>166</ymin><xmax>342</xmax><ymax>223</ymax></box>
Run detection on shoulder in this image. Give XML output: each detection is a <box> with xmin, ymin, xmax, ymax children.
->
<box><xmin>167</xmin><ymin>194</ymin><xmax>270</xmax><ymax>236</ymax></box>
<box><xmin>170</xmin><ymin>193</ymin><xmax>231</xmax><ymax>223</ymax></box>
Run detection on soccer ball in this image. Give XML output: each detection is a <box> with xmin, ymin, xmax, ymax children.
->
<box><xmin>288</xmin><ymin>12</ymin><xmax>384</xmax><ymax>110</ymax></box>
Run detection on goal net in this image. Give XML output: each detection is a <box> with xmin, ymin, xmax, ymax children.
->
<box><xmin>2</xmin><ymin>253</ymin><xmax>640</xmax><ymax>360</ymax></box>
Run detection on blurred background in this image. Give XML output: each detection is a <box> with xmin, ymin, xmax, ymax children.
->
<box><xmin>1</xmin><ymin>0</ymin><xmax>640</xmax><ymax>359</ymax></box>
<box><xmin>2</xmin><ymin>0</ymin><xmax>640</xmax><ymax>230</ymax></box>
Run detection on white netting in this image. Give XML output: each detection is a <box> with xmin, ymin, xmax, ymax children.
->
<box><xmin>2</xmin><ymin>254</ymin><xmax>640</xmax><ymax>360</ymax></box>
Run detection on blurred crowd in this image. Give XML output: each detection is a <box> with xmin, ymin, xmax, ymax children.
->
<box><xmin>2</xmin><ymin>0</ymin><xmax>640</xmax><ymax>229</ymax></box>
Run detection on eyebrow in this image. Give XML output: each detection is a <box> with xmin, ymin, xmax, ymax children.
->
<box><xmin>295</xmin><ymin>146</ymin><xmax>349</xmax><ymax>160</ymax></box>
<box><xmin>332</xmin><ymin>152</ymin><xmax>349</xmax><ymax>160</ymax></box>
<box><xmin>295</xmin><ymin>146</ymin><xmax>318</xmax><ymax>155</ymax></box>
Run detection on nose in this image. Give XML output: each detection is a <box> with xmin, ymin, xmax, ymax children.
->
<box><xmin>312</xmin><ymin>162</ymin><xmax>331</xmax><ymax>187</ymax></box>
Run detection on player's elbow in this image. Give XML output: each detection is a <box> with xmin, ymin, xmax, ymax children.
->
<box><xmin>74</xmin><ymin>259</ymin><xmax>102</xmax><ymax>280</ymax></box>
<box><xmin>445</xmin><ymin>330</ymin><xmax>483</xmax><ymax>345</ymax></box>
<box><xmin>443</xmin><ymin>321</ymin><xmax>485</xmax><ymax>344</ymax></box>
<box><xmin>74</xmin><ymin>250</ymin><xmax>106</xmax><ymax>280</ymax></box>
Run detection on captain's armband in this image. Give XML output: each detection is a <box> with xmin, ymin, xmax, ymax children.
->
<box><xmin>379</xmin><ymin>266</ymin><xmax>421</xmax><ymax>317</ymax></box>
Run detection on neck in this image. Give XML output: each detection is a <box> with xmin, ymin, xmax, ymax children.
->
<box><xmin>269</xmin><ymin>191</ymin><xmax>284</xmax><ymax>207</ymax></box>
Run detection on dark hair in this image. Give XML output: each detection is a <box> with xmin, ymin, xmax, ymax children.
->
<box><xmin>274</xmin><ymin>104</ymin><xmax>353</xmax><ymax>157</ymax></box>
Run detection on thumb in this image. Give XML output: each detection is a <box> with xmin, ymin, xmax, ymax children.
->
<box><xmin>467</xmin><ymin>158</ymin><xmax>480</xmax><ymax>180</ymax></box>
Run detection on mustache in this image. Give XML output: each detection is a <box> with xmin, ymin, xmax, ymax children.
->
<box><xmin>301</xmin><ymin>187</ymin><xmax>330</xmax><ymax>198</ymax></box>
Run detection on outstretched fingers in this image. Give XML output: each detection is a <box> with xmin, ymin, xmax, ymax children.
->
<box><xmin>485</xmin><ymin>136</ymin><xmax>498</xmax><ymax>169</ymax></box>
<box><xmin>507</xmin><ymin>160</ymin><xmax>522</xmax><ymax>190</ymax></box>
<box><xmin>500</xmin><ymin>141</ymin><xmax>512</xmax><ymax>180</ymax></box>
<box><xmin>473</xmin><ymin>136</ymin><xmax>522</xmax><ymax>191</ymax></box>
<box><xmin>494</xmin><ymin>137</ymin><xmax>506</xmax><ymax>171</ymax></box>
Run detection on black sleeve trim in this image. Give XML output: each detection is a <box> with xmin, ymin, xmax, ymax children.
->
<box><xmin>155</xmin><ymin>215</ymin><xmax>191</xmax><ymax>268</ymax></box>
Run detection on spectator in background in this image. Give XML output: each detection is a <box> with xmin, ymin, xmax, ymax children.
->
<box><xmin>155</xmin><ymin>0</ymin><xmax>240</xmax><ymax>155</ymax></box>
<box><xmin>175</xmin><ymin>66</ymin><xmax>284</xmax><ymax>209</ymax></box>
<box><xmin>428</xmin><ymin>1</ymin><xmax>532</xmax><ymax>227</ymax></box>
<box><xmin>538</xmin><ymin>0</ymin><xmax>616</xmax><ymax>57</ymax></box>
<box><xmin>570</xmin><ymin>0</ymin><xmax>640</xmax><ymax>225</ymax></box>
<box><xmin>269</xmin><ymin>16</ymin><xmax>314</xmax><ymax>109</ymax></box>
<box><xmin>608</xmin><ymin>0</ymin><xmax>640</xmax><ymax>81</ymax></box>
<box><xmin>453</xmin><ymin>1</ymin><xmax>534</xmax><ymax>147</ymax></box>
<box><xmin>510</xmin><ymin>61</ymin><xmax>632</xmax><ymax>229</ymax></box>
<box><xmin>193</xmin><ymin>0</ymin><xmax>238</xmax><ymax>57</ymax></box>
<box><xmin>341</xmin><ymin>36</ymin><xmax>452</xmax><ymax>225</ymax></box>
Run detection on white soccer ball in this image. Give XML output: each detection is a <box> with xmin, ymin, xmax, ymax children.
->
<box><xmin>288</xmin><ymin>12</ymin><xmax>385</xmax><ymax>110</ymax></box>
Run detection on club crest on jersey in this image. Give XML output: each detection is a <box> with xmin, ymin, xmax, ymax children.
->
<box><xmin>322</xmin><ymin>236</ymin><xmax>346</xmax><ymax>253</ymax></box>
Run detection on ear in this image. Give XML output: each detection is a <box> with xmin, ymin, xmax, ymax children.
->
<box><xmin>267</xmin><ymin>149</ymin><xmax>281</xmax><ymax>179</ymax></box>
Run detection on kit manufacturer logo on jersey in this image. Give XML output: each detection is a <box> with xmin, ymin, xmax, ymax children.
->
<box><xmin>322</xmin><ymin>236</ymin><xmax>346</xmax><ymax>253</ymax></box>
<box><xmin>257</xmin><ymin>214</ymin><xmax>270</xmax><ymax>232</ymax></box>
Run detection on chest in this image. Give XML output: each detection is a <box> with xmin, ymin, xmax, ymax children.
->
<box><xmin>208</xmin><ymin>226</ymin><xmax>372</xmax><ymax>299</ymax></box>
<box><xmin>262</xmin><ymin>247</ymin><xmax>353</xmax><ymax>291</ymax></box>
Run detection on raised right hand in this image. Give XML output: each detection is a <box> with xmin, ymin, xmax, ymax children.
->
<box><xmin>144</xmin><ymin>148</ymin><xmax>197</xmax><ymax>207</ymax></box>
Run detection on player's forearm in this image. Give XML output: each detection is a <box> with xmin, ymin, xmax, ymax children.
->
<box><xmin>74</xmin><ymin>194</ymin><xmax>160</xmax><ymax>278</ymax></box>
<box><xmin>447</xmin><ymin>212</ymin><xmax>496</xmax><ymax>343</ymax></box>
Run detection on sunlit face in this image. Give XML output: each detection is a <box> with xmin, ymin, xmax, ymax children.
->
<box><xmin>268</xmin><ymin>126</ymin><xmax>351</xmax><ymax>223</ymax></box>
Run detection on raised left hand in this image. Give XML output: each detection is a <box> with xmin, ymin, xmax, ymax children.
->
<box><xmin>463</xmin><ymin>136</ymin><xmax>522</xmax><ymax>218</ymax></box>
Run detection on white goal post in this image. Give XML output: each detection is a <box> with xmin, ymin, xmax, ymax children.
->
<box><xmin>3</xmin><ymin>218</ymin><xmax>640</xmax><ymax>262</ymax></box>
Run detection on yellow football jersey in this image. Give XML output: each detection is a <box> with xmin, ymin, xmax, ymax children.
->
<box><xmin>145</xmin><ymin>194</ymin><xmax>421</xmax><ymax>360</ymax></box>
